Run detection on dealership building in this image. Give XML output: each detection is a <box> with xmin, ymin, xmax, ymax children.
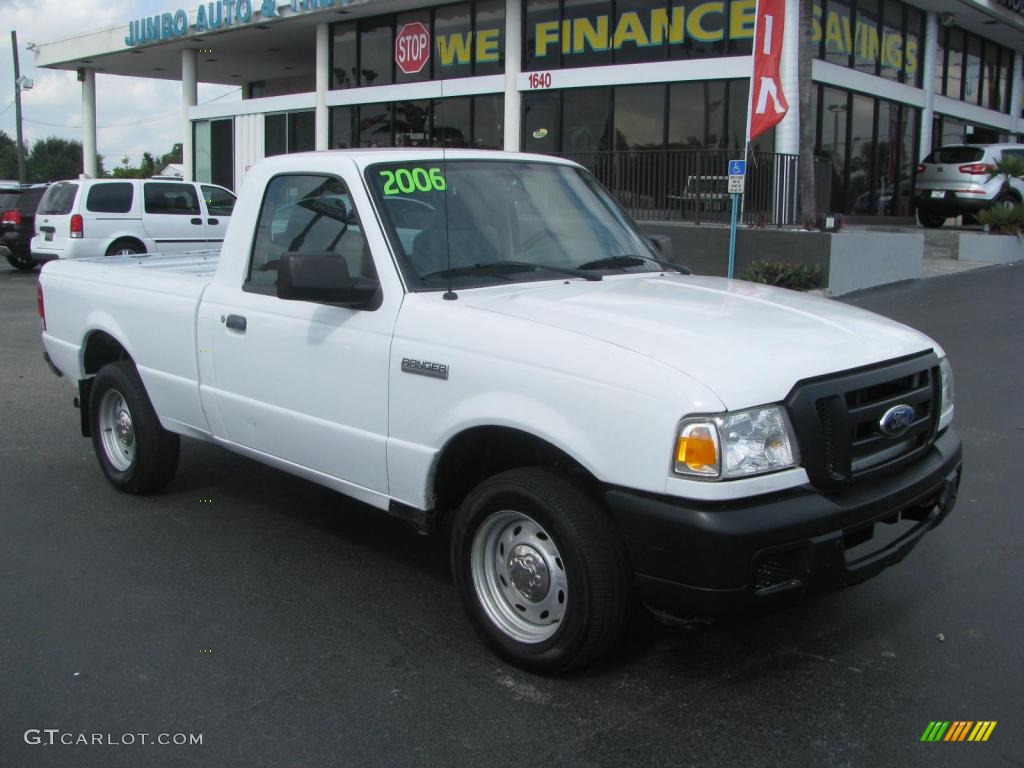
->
<box><xmin>31</xmin><ymin>0</ymin><xmax>1024</xmax><ymax>219</ymax></box>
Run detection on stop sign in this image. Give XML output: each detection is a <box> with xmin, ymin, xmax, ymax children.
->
<box><xmin>395</xmin><ymin>22</ymin><xmax>431</xmax><ymax>75</ymax></box>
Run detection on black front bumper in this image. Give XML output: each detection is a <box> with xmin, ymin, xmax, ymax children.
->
<box><xmin>604</xmin><ymin>428</ymin><xmax>962</xmax><ymax>617</ymax></box>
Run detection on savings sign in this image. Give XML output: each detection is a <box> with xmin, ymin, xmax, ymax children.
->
<box><xmin>396</xmin><ymin>22</ymin><xmax>431</xmax><ymax>75</ymax></box>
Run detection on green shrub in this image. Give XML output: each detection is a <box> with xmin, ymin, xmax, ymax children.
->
<box><xmin>976</xmin><ymin>203</ymin><xmax>1024</xmax><ymax>236</ymax></box>
<box><xmin>740</xmin><ymin>260</ymin><xmax>822</xmax><ymax>291</ymax></box>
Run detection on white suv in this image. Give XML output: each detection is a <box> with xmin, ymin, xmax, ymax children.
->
<box><xmin>31</xmin><ymin>178</ymin><xmax>235</xmax><ymax>260</ymax></box>
<box><xmin>914</xmin><ymin>143</ymin><xmax>1024</xmax><ymax>228</ymax></box>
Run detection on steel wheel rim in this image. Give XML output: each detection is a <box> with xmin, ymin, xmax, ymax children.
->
<box><xmin>99</xmin><ymin>389</ymin><xmax>135</xmax><ymax>471</ymax></box>
<box><xmin>470</xmin><ymin>509</ymin><xmax>568</xmax><ymax>644</ymax></box>
<box><xmin>113</xmin><ymin>248</ymin><xmax>137</xmax><ymax>255</ymax></box>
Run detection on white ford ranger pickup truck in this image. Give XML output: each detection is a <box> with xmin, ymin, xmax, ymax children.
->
<box><xmin>38</xmin><ymin>150</ymin><xmax>962</xmax><ymax>673</ymax></box>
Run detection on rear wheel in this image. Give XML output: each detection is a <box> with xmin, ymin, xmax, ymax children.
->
<box><xmin>917</xmin><ymin>207</ymin><xmax>946</xmax><ymax>229</ymax></box>
<box><xmin>997</xmin><ymin>191</ymin><xmax>1021</xmax><ymax>210</ymax></box>
<box><xmin>4</xmin><ymin>251</ymin><xmax>37</xmax><ymax>271</ymax></box>
<box><xmin>89</xmin><ymin>361</ymin><xmax>179</xmax><ymax>493</ymax></box>
<box><xmin>105</xmin><ymin>239</ymin><xmax>145</xmax><ymax>257</ymax></box>
<box><xmin>451</xmin><ymin>468</ymin><xmax>630</xmax><ymax>674</ymax></box>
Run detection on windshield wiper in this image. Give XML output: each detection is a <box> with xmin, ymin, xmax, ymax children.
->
<box><xmin>577</xmin><ymin>254</ymin><xmax>690</xmax><ymax>275</ymax></box>
<box><xmin>423</xmin><ymin>260</ymin><xmax>602</xmax><ymax>282</ymax></box>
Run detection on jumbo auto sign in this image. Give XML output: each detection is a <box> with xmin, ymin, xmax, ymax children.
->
<box><xmin>124</xmin><ymin>0</ymin><xmax>354</xmax><ymax>47</ymax></box>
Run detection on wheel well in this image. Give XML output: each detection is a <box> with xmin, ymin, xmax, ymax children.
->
<box><xmin>106</xmin><ymin>237</ymin><xmax>145</xmax><ymax>255</ymax></box>
<box><xmin>83</xmin><ymin>331</ymin><xmax>132</xmax><ymax>376</ymax></box>
<box><xmin>432</xmin><ymin>427</ymin><xmax>597</xmax><ymax>523</ymax></box>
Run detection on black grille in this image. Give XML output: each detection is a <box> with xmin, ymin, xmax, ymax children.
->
<box><xmin>787</xmin><ymin>353</ymin><xmax>941</xmax><ymax>490</ymax></box>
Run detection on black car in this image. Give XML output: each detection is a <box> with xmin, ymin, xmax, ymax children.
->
<box><xmin>0</xmin><ymin>182</ymin><xmax>49</xmax><ymax>271</ymax></box>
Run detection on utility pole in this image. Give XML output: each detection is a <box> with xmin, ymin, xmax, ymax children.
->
<box><xmin>11</xmin><ymin>30</ymin><xmax>27</xmax><ymax>183</ymax></box>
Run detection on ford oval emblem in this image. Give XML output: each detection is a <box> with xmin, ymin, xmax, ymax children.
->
<box><xmin>879</xmin><ymin>404</ymin><xmax>915</xmax><ymax>436</ymax></box>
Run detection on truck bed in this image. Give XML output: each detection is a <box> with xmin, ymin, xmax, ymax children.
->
<box><xmin>75</xmin><ymin>248</ymin><xmax>222</xmax><ymax>278</ymax></box>
<box><xmin>40</xmin><ymin>249</ymin><xmax>222</xmax><ymax>440</ymax></box>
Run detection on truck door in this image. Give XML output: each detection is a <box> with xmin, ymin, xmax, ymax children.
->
<box><xmin>142</xmin><ymin>181</ymin><xmax>208</xmax><ymax>253</ymax></box>
<box><xmin>197</xmin><ymin>170</ymin><xmax>397</xmax><ymax>496</ymax></box>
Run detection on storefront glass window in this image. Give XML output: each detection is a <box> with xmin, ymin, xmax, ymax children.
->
<box><xmin>432</xmin><ymin>97</ymin><xmax>471</xmax><ymax>147</ymax></box>
<box><xmin>359</xmin><ymin>103</ymin><xmax>393</xmax><ymax>147</ymax></box>
<box><xmin>904</xmin><ymin>7</ymin><xmax>922</xmax><ymax>87</ymax></box>
<box><xmin>522</xmin><ymin>91</ymin><xmax>560</xmax><ymax>153</ymax></box>
<box><xmin>895</xmin><ymin>105</ymin><xmax>917</xmax><ymax>217</ymax></box>
<box><xmin>668</xmin><ymin>81</ymin><xmax>725</xmax><ymax>148</ymax></box>
<box><xmin>822</xmin><ymin>0</ymin><xmax>853</xmax><ymax>68</ymax></box>
<box><xmin>933</xmin><ymin>25</ymin><xmax>945</xmax><ymax>95</ymax></box>
<box><xmin>614</xmin><ymin>84</ymin><xmax>665</xmax><ymax>149</ymax></box>
<box><xmin>853</xmin><ymin>0</ymin><xmax>879</xmax><ymax>76</ymax></box>
<box><xmin>265</xmin><ymin>113</ymin><xmax>287</xmax><ymax>157</ymax></box>
<box><xmin>869</xmin><ymin>99</ymin><xmax>893</xmax><ymax>215</ymax></box>
<box><xmin>332</xmin><ymin>22</ymin><xmax>357</xmax><ymax>89</ymax></box>
<box><xmin>195</xmin><ymin>121</ymin><xmax>212</xmax><ymax>183</ymax></box>
<box><xmin>396</xmin><ymin>11</ymin><xmax>433</xmax><ymax>84</ymax></box>
<box><xmin>473</xmin><ymin>0</ymin><xmax>505</xmax><ymax>75</ymax></box>
<box><xmin>563</xmin><ymin>0</ymin><xmax>613</xmax><ymax>69</ymax></box>
<box><xmin>879</xmin><ymin>2</ymin><xmax>902</xmax><ymax>82</ymax></box>
<box><xmin>729</xmin><ymin>0</ymin><xmax>756</xmax><ymax>55</ymax></box>
<box><xmin>819</xmin><ymin>87</ymin><xmax>848</xmax><ymax>213</ymax></box>
<box><xmin>562</xmin><ymin>88</ymin><xmax>612</xmax><ymax>152</ymax></box>
<box><xmin>613</xmin><ymin>0</ymin><xmax>665</xmax><ymax>64</ymax></box>
<box><xmin>434</xmin><ymin>4</ymin><xmax>472</xmax><ymax>79</ymax></box>
<box><xmin>944</xmin><ymin>28</ymin><xmax>964</xmax><ymax>100</ymax></box>
<box><xmin>472</xmin><ymin>94</ymin><xmax>504</xmax><ymax>148</ymax></box>
<box><xmin>394</xmin><ymin>100</ymin><xmax>433</xmax><ymax>146</ymax></box>
<box><xmin>360</xmin><ymin>19</ymin><xmax>394</xmax><ymax>87</ymax></box>
<box><xmin>331</xmin><ymin>106</ymin><xmax>356</xmax><ymax>149</ymax></box>
<box><xmin>847</xmin><ymin>93</ymin><xmax>874</xmax><ymax>209</ymax></box>
<box><xmin>288</xmin><ymin>112</ymin><xmax>315</xmax><ymax>153</ymax></box>
<box><xmin>525</xmin><ymin>0</ymin><xmax>561</xmax><ymax>70</ymax></box>
<box><xmin>670</xmin><ymin>0</ymin><xmax>728</xmax><ymax>61</ymax></box>
<box><xmin>965</xmin><ymin>35</ymin><xmax>982</xmax><ymax>105</ymax></box>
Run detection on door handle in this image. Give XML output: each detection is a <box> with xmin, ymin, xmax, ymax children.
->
<box><xmin>225</xmin><ymin>314</ymin><xmax>247</xmax><ymax>332</ymax></box>
<box><xmin>208</xmin><ymin>218</ymin><xmax>219</xmax><ymax>225</ymax></box>
<box><xmin>191</xmin><ymin>218</ymin><xmax>203</xmax><ymax>225</ymax></box>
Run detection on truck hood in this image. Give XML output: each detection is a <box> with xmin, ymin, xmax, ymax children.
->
<box><xmin>460</xmin><ymin>274</ymin><xmax>939</xmax><ymax>408</ymax></box>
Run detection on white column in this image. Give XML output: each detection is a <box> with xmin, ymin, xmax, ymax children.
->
<box><xmin>772</xmin><ymin>0</ymin><xmax>800</xmax><ymax>156</ymax></box>
<box><xmin>1011</xmin><ymin>52</ymin><xmax>1023</xmax><ymax>138</ymax></box>
<box><xmin>502</xmin><ymin>0</ymin><xmax>522</xmax><ymax>152</ymax></box>
<box><xmin>182</xmin><ymin>48</ymin><xmax>198</xmax><ymax>181</ymax></box>
<box><xmin>316</xmin><ymin>22</ymin><xmax>329</xmax><ymax>151</ymax></box>
<box><xmin>919</xmin><ymin>12</ymin><xmax>938</xmax><ymax>160</ymax></box>
<box><xmin>81</xmin><ymin>69</ymin><xmax>97</xmax><ymax>178</ymax></box>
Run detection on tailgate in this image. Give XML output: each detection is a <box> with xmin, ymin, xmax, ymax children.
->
<box><xmin>34</xmin><ymin>181</ymin><xmax>79</xmax><ymax>253</ymax></box>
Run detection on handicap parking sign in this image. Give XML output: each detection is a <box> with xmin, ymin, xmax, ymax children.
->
<box><xmin>728</xmin><ymin>160</ymin><xmax>746</xmax><ymax>176</ymax></box>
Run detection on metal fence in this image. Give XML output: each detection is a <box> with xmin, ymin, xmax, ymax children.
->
<box><xmin>558</xmin><ymin>149</ymin><xmax>800</xmax><ymax>225</ymax></box>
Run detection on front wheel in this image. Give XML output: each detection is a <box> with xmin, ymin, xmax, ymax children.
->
<box><xmin>451</xmin><ymin>468</ymin><xmax>630</xmax><ymax>674</ymax></box>
<box><xmin>89</xmin><ymin>361</ymin><xmax>180</xmax><ymax>493</ymax></box>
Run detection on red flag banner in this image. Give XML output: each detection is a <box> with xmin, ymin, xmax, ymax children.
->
<box><xmin>749</xmin><ymin>0</ymin><xmax>789</xmax><ymax>141</ymax></box>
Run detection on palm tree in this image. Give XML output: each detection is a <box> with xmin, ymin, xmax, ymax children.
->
<box><xmin>797</xmin><ymin>0</ymin><xmax>816</xmax><ymax>223</ymax></box>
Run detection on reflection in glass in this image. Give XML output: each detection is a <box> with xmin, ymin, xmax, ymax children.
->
<box><xmin>562</xmin><ymin>88</ymin><xmax>612</xmax><ymax>152</ymax></box>
<box><xmin>614</xmin><ymin>85</ymin><xmax>664</xmax><ymax>149</ymax></box>
<box><xmin>360</xmin><ymin>19</ymin><xmax>394</xmax><ymax>86</ymax></box>
<box><xmin>433</xmin><ymin>97</ymin><xmax>470</xmax><ymax>147</ymax></box>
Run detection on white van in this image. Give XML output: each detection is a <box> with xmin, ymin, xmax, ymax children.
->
<box><xmin>31</xmin><ymin>178</ymin><xmax>235</xmax><ymax>260</ymax></box>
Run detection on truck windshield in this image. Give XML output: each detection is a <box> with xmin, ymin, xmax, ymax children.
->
<box><xmin>366</xmin><ymin>160</ymin><xmax>661</xmax><ymax>290</ymax></box>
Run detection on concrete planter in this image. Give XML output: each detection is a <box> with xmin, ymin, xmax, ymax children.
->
<box><xmin>957</xmin><ymin>232</ymin><xmax>1024</xmax><ymax>264</ymax></box>
<box><xmin>639</xmin><ymin>222</ymin><xmax>924</xmax><ymax>296</ymax></box>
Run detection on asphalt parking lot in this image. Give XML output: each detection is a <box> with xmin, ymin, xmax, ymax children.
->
<box><xmin>1</xmin><ymin>262</ymin><xmax>1021</xmax><ymax>768</ymax></box>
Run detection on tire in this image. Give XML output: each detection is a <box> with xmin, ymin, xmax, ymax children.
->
<box><xmin>4</xmin><ymin>252</ymin><xmax>37</xmax><ymax>271</ymax></box>
<box><xmin>917</xmin><ymin>207</ymin><xmax>946</xmax><ymax>229</ymax></box>
<box><xmin>105</xmin><ymin>239</ymin><xmax>145</xmax><ymax>257</ymax></box>
<box><xmin>89</xmin><ymin>361</ymin><xmax>180</xmax><ymax>493</ymax></box>
<box><xmin>451</xmin><ymin>468</ymin><xmax>630</xmax><ymax>674</ymax></box>
<box><xmin>997</xmin><ymin>192</ymin><xmax>1021</xmax><ymax>210</ymax></box>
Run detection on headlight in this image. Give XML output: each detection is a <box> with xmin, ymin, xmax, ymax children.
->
<box><xmin>939</xmin><ymin>356</ymin><xmax>954</xmax><ymax>421</ymax></box>
<box><xmin>674</xmin><ymin>405</ymin><xmax>800</xmax><ymax>480</ymax></box>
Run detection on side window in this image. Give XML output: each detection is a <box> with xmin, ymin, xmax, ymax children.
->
<box><xmin>144</xmin><ymin>182</ymin><xmax>200</xmax><ymax>215</ymax></box>
<box><xmin>201</xmin><ymin>185</ymin><xmax>236</xmax><ymax>216</ymax></box>
<box><xmin>86</xmin><ymin>182</ymin><xmax>134</xmax><ymax>214</ymax></box>
<box><xmin>247</xmin><ymin>174</ymin><xmax>375</xmax><ymax>290</ymax></box>
<box><xmin>37</xmin><ymin>182</ymin><xmax>79</xmax><ymax>215</ymax></box>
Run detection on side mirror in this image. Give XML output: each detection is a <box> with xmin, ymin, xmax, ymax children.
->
<box><xmin>649</xmin><ymin>234</ymin><xmax>674</xmax><ymax>261</ymax></box>
<box><xmin>276</xmin><ymin>252</ymin><xmax>380</xmax><ymax>309</ymax></box>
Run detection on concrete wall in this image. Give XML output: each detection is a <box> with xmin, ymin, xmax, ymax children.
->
<box><xmin>827</xmin><ymin>230</ymin><xmax>924</xmax><ymax>295</ymax></box>
<box><xmin>639</xmin><ymin>221</ymin><xmax>925</xmax><ymax>296</ymax></box>
<box><xmin>958</xmin><ymin>232</ymin><xmax>1024</xmax><ymax>264</ymax></box>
